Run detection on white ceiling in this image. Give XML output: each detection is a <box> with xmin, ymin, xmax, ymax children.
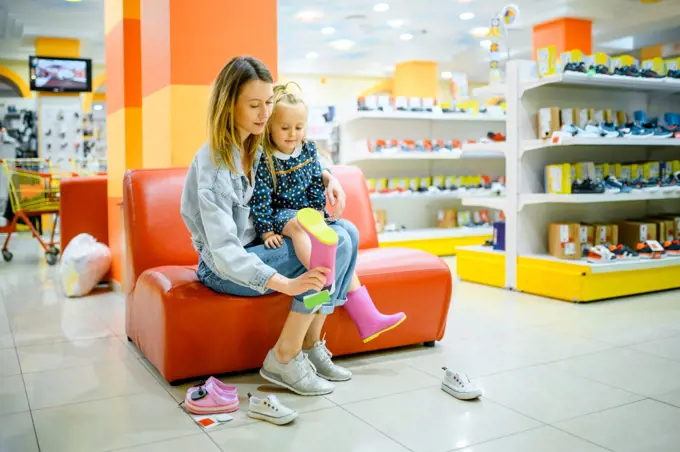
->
<box><xmin>0</xmin><ymin>0</ymin><xmax>679</xmax><ymax>82</ymax></box>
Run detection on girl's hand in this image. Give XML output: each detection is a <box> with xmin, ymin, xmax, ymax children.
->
<box><xmin>325</xmin><ymin>175</ymin><xmax>346</xmax><ymax>220</ymax></box>
<box><xmin>264</xmin><ymin>233</ymin><xmax>284</xmax><ymax>249</ymax></box>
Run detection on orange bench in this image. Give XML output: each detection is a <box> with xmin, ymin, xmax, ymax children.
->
<box><xmin>123</xmin><ymin>165</ymin><xmax>452</xmax><ymax>383</ymax></box>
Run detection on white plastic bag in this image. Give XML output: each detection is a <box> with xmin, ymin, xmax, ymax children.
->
<box><xmin>60</xmin><ymin>233</ymin><xmax>112</xmax><ymax>297</ymax></box>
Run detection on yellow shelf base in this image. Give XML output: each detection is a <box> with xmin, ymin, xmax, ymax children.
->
<box><xmin>379</xmin><ymin>235</ymin><xmax>491</xmax><ymax>257</ymax></box>
<box><xmin>456</xmin><ymin>247</ymin><xmax>506</xmax><ymax>288</ymax></box>
<box><xmin>517</xmin><ymin>256</ymin><xmax>680</xmax><ymax>303</ymax></box>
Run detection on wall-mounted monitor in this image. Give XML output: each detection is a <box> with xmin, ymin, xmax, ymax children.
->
<box><xmin>29</xmin><ymin>56</ymin><xmax>92</xmax><ymax>93</ymax></box>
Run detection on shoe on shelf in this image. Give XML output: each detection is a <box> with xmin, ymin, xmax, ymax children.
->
<box><xmin>640</xmin><ymin>69</ymin><xmax>665</xmax><ymax>79</ymax></box>
<box><xmin>440</xmin><ymin>367</ymin><xmax>482</xmax><ymax>400</ymax></box>
<box><xmin>621</xmin><ymin>125</ymin><xmax>654</xmax><ymax>139</ymax></box>
<box><xmin>608</xmin><ymin>244</ymin><xmax>639</xmax><ymax>259</ymax></box>
<box><xmin>587</xmin><ymin>245</ymin><xmax>617</xmax><ymax>263</ymax></box>
<box><xmin>642</xmin><ymin>177</ymin><xmax>662</xmax><ymax>192</ymax></box>
<box><xmin>564</xmin><ymin>62</ymin><xmax>587</xmax><ymax>73</ymax></box>
<box><xmin>663</xmin><ymin>240</ymin><xmax>680</xmax><ymax>256</ymax></box>
<box><xmin>601</xmin><ymin>122</ymin><xmax>622</xmax><ymax>137</ymax></box>
<box><xmin>572</xmin><ymin>179</ymin><xmax>606</xmax><ymax>194</ymax></box>
<box><xmin>636</xmin><ymin>242</ymin><xmax>665</xmax><ymax>259</ymax></box>
<box><xmin>667</xmin><ymin>69</ymin><xmax>680</xmax><ymax>79</ymax></box>
<box><xmin>604</xmin><ymin>175</ymin><xmax>632</xmax><ymax>193</ymax></box>
<box><xmin>247</xmin><ymin>393</ymin><xmax>298</xmax><ymax>426</ymax></box>
<box><xmin>588</xmin><ymin>64</ymin><xmax>611</xmax><ymax>75</ymax></box>
<box><xmin>614</xmin><ymin>66</ymin><xmax>641</xmax><ymax>77</ymax></box>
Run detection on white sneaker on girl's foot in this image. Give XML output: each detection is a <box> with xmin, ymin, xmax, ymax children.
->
<box><xmin>441</xmin><ymin>367</ymin><xmax>482</xmax><ymax>400</ymax></box>
<box><xmin>247</xmin><ymin>393</ymin><xmax>298</xmax><ymax>425</ymax></box>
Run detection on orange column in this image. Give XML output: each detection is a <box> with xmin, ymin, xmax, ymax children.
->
<box><xmin>392</xmin><ymin>61</ymin><xmax>438</xmax><ymax>99</ymax></box>
<box><xmin>105</xmin><ymin>0</ymin><xmax>142</xmax><ymax>285</ymax></box>
<box><xmin>140</xmin><ymin>0</ymin><xmax>277</xmax><ymax>169</ymax></box>
<box><xmin>533</xmin><ymin>18</ymin><xmax>592</xmax><ymax>58</ymax></box>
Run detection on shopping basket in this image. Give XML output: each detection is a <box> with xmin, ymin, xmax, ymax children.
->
<box><xmin>0</xmin><ymin>159</ymin><xmax>65</xmax><ymax>265</ymax></box>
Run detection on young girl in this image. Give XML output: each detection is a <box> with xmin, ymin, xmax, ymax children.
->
<box><xmin>250</xmin><ymin>83</ymin><xmax>407</xmax><ymax>343</ymax></box>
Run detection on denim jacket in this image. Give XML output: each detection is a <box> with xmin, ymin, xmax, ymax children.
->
<box><xmin>180</xmin><ymin>143</ymin><xmax>276</xmax><ymax>293</ymax></box>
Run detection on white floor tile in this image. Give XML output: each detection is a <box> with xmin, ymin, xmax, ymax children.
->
<box><xmin>473</xmin><ymin>364</ymin><xmax>643</xmax><ymax>423</ymax></box>
<box><xmin>210</xmin><ymin>407</ymin><xmax>410</xmax><ymax>452</ymax></box>
<box><xmin>109</xmin><ymin>434</ymin><xmax>220</xmax><ymax>452</ymax></box>
<box><xmin>0</xmin><ymin>314</ymin><xmax>14</xmax><ymax>349</ymax></box>
<box><xmin>32</xmin><ymin>392</ymin><xmax>201</xmax><ymax>452</ymax></box>
<box><xmin>324</xmin><ymin>361</ymin><xmax>440</xmax><ymax>405</ymax></box>
<box><xmin>555</xmin><ymin>399</ymin><xmax>680</xmax><ymax>452</ymax></box>
<box><xmin>0</xmin><ymin>375</ymin><xmax>29</xmax><ymax>415</ymax></box>
<box><xmin>23</xmin><ymin>357</ymin><xmax>168</xmax><ymax>410</ymax></box>
<box><xmin>653</xmin><ymin>389</ymin><xmax>680</xmax><ymax>408</ymax></box>
<box><xmin>629</xmin><ymin>335</ymin><xmax>680</xmax><ymax>362</ymax></box>
<box><xmin>344</xmin><ymin>386</ymin><xmax>541</xmax><ymax>452</ymax></box>
<box><xmin>0</xmin><ymin>412</ymin><xmax>39</xmax><ymax>452</ymax></box>
<box><xmin>458</xmin><ymin>426</ymin><xmax>610</xmax><ymax>452</ymax></box>
<box><xmin>10</xmin><ymin>309</ymin><xmax>113</xmax><ymax>347</ymax></box>
<box><xmin>17</xmin><ymin>336</ymin><xmax>136</xmax><ymax>373</ymax></box>
<box><xmin>552</xmin><ymin>348</ymin><xmax>680</xmax><ymax>397</ymax></box>
<box><xmin>0</xmin><ymin>348</ymin><xmax>20</xmax><ymax>376</ymax></box>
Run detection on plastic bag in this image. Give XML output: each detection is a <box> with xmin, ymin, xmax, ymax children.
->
<box><xmin>60</xmin><ymin>233</ymin><xmax>112</xmax><ymax>297</ymax></box>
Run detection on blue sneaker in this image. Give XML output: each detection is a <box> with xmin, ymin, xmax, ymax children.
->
<box><xmin>604</xmin><ymin>176</ymin><xmax>632</xmax><ymax>193</ymax></box>
<box><xmin>600</xmin><ymin>123</ymin><xmax>621</xmax><ymax>138</ymax></box>
<box><xmin>622</xmin><ymin>125</ymin><xmax>653</xmax><ymax>139</ymax></box>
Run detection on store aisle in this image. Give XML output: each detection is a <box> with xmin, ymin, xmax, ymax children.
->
<box><xmin>2</xmin><ymin>237</ymin><xmax>680</xmax><ymax>452</ymax></box>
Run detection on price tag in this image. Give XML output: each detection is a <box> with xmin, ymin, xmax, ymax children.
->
<box><xmin>640</xmin><ymin>224</ymin><xmax>648</xmax><ymax>241</ymax></box>
<box><xmin>560</xmin><ymin>225</ymin><xmax>569</xmax><ymax>243</ymax></box>
<box><xmin>564</xmin><ymin>242</ymin><xmax>576</xmax><ymax>256</ymax></box>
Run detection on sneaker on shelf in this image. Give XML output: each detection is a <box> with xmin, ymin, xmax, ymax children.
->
<box><xmin>601</xmin><ymin>122</ymin><xmax>622</xmax><ymax>137</ymax></box>
<box><xmin>559</xmin><ymin>123</ymin><xmax>579</xmax><ymax>136</ymax></box>
<box><xmin>564</xmin><ymin>62</ymin><xmax>587</xmax><ymax>74</ymax></box>
<box><xmin>247</xmin><ymin>393</ymin><xmax>298</xmax><ymax>425</ymax></box>
<box><xmin>608</xmin><ymin>244</ymin><xmax>639</xmax><ymax>259</ymax></box>
<box><xmin>614</xmin><ymin>66</ymin><xmax>641</xmax><ymax>77</ymax></box>
<box><xmin>642</xmin><ymin>177</ymin><xmax>662</xmax><ymax>192</ymax></box>
<box><xmin>660</xmin><ymin>175</ymin><xmax>678</xmax><ymax>192</ymax></box>
<box><xmin>667</xmin><ymin>69</ymin><xmax>680</xmax><ymax>79</ymax></box>
<box><xmin>440</xmin><ymin>367</ymin><xmax>482</xmax><ymax>400</ymax></box>
<box><xmin>636</xmin><ymin>242</ymin><xmax>664</xmax><ymax>259</ymax></box>
<box><xmin>572</xmin><ymin>179</ymin><xmax>606</xmax><ymax>194</ymax></box>
<box><xmin>663</xmin><ymin>240</ymin><xmax>680</xmax><ymax>256</ymax></box>
<box><xmin>487</xmin><ymin>131</ymin><xmax>506</xmax><ymax>142</ymax></box>
<box><xmin>640</xmin><ymin>69</ymin><xmax>665</xmax><ymax>79</ymax></box>
<box><xmin>587</xmin><ymin>245</ymin><xmax>617</xmax><ymax>263</ymax></box>
<box><xmin>580</xmin><ymin>124</ymin><xmax>605</xmax><ymax>138</ymax></box>
<box><xmin>588</xmin><ymin>64</ymin><xmax>611</xmax><ymax>75</ymax></box>
<box><xmin>604</xmin><ymin>175</ymin><xmax>632</xmax><ymax>193</ymax></box>
<box><xmin>621</xmin><ymin>125</ymin><xmax>654</xmax><ymax>139</ymax></box>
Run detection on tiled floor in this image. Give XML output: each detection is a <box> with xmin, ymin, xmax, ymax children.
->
<box><xmin>2</xmin><ymin>238</ymin><xmax>680</xmax><ymax>451</ymax></box>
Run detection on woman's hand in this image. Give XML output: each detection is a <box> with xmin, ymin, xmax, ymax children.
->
<box><xmin>284</xmin><ymin>267</ymin><xmax>331</xmax><ymax>296</ymax></box>
<box><xmin>324</xmin><ymin>173</ymin><xmax>346</xmax><ymax>220</ymax></box>
<box><xmin>263</xmin><ymin>232</ymin><xmax>283</xmax><ymax>249</ymax></box>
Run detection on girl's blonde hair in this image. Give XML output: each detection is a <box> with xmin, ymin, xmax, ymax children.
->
<box><xmin>207</xmin><ymin>56</ymin><xmax>273</xmax><ymax>173</ymax></box>
<box><xmin>262</xmin><ymin>82</ymin><xmax>307</xmax><ymax>191</ymax></box>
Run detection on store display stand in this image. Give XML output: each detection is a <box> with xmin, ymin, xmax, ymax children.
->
<box><xmin>338</xmin><ymin>108</ymin><xmax>507</xmax><ymax>256</ymax></box>
<box><xmin>458</xmin><ymin>60</ymin><xmax>680</xmax><ymax>302</ymax></box>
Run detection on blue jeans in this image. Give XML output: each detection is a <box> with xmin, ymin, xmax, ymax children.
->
<box><xmin>197</xmin><ymin>219</ymin><xmax>359</xmax><ymax>315</ymax></box>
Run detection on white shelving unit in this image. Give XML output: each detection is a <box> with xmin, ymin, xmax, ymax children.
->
<box><xmin>458</xmin><ymin>60</ymin><xmax>680</xmax><ymax>302</ymax></box>
<box><xmin>338</xmin><ymin>109</ymin><xmax>507</xmax><ymax>254</ymax></box>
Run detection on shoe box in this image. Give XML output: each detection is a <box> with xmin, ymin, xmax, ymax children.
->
<box><xmin>374</xmin><ymin>210</ymin><xmax>387</xmax><ymax>233</ymax></box>
<box><xmin>545</xmin><ymin>163</ymin><xmax>573</xmax><ymax>194</ymax></box>
<box><xmin>548</xmin><ymin>222</ymin><xmax>581</xmax><ymax>260</ymax></box>
<box><xmin>591</xmin><ymin>224</ymin><xmax>619</xmax><ymax>247</ymax></box>
<box><xmin>578</xmin><ymin>224</ymin><xmax>595</xmax><ymax>254</ymax></box>
<box><xmin>617</xmin><ymin>221</ymin><xmax>657</xmax><ymax>249</ymax></box>
<box><xmin>437</xmin><ymin>209</ymin><xmax>458</xmax><ymax>228</ymax></box>
<box><xmin>638</xmin><ymin>217</ymin><xmax>676</xmax><ymax>242</ymax></box>
<box><xmin>538</xmin><ymin>107</ymin><xmax>561</xmax><ymax>138</ymax></box>
<box><xmin>493</xmin><ymin>221</ymin><xmax>505</xmax><ymax>250</ymax></box>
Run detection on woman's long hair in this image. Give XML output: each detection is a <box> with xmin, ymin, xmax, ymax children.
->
<box><xmin>207</xmin><ymin>56</ymin><xmax>273</xmax><ymax>173</ymax></box>
<box><xmin>261</xmin><ymin>82</ymin><xmax>306</xmax><ymax>191</ymax></box>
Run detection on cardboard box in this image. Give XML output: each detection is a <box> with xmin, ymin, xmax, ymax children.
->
<box><xmin>617</xmin><ymin>221</ymin><xmax>657</xmax><ymax>248</ymax></box>
<box><xmin>560</xmin><ymin>108</ymin><xmax>578</xmax><ymax>126</ymax></box>
<box><xmin>578</xmin><ymin>224</ymin><xmax>594</xmax><ymax>254</ymax></box>
<box><xmin>374</xmin><ymin>210</ymin><xmax>387</xmax><ymax>233</ymax></box>
<box><xmin>437</xmin><ymin>209</ymin><xmax>458</xmax><ymax>229</ymax></box>
<box><xmin>548</xmin><ymin>223</ymin><xmax>580</xmax><ymax>260</ymax></box>
<box><xmin>643</xmin><ymin>218</ymin><xmax>675</xmax><ymax>242</ymax></box>
<box><xmin>538</xmin><ymin>107</ymin><xmax>560</xmax><ymax>138</ymax></box>
<box><xmin>660</xmin><ymin>215</ymin><xmax>680</xmax><ymax>240</ymax></box>
<box><xmin>537</xmin><ymin>45</ymin><xmax>557</xmax><ymax>77</ymax></box>
<box><xmin>545</xmin><ymin>163</ymin><xmax>572</xmax><ymax>194</ymax></box>
<box><xmin>592</xmin><ymin>224</ymin><xmax>619</xmax><ymax>246</ymax></box>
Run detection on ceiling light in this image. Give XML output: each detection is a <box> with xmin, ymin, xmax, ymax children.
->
<box><xmin>480</xmin><ymin>39</ymin><xmax>492</xmax><ymax>49</ymax></box>
<box><xmin>459</xmin><ymin>12</ymin><xmax>475</xmax><ymax>20</ymax></box>
<box><xmin>306</xmin><ymin>52</ymin><xmax>319</xmax><ymax>59</ymax></box>
<box><xmin>297</xmin><ymin>11</ymin><xmax>321</xmax><ymax>22</ymax></box>
<box><xmin>321</xmin><ymin>27</ymin><xmax>336</xmax><ymax>34</ymax></box>
<box><xmin>471</xmin><ymin>27</ymin><xmax>489</xmax><ymax>37</ymax></box>
<box><xmin>456</xmin><ymin>0</ymin><xmax>472</xmax><ymax>3</ymax></box>
<box><xmin>388</xmin><ymin>19</ymin><xmax>404</xmax><ymax>28</ymax></box>
<box><xmin>330</xmin><ymin>39</ymin><xmax>355</xmax><ymax>50</ymax></box>
<box><xmin>93</xmin><ymin>104</ymin><xmax>103</xmax><ymax>111</ymax></box>
<box><xmin>384</xmin><ymin>65</ymin><xmax>395</xmax><ymax>72</ymax></box>
<box><xmin>374</xmin><ymin>3</ymin><xmax>390</xmax><ymax>12</ymax></box>
<box><xmin>441</xmin><ymin>71</ymin><xmax>452</xmax><ymax>79</ymax></box>
<box><xmin>65</xmin><ymin>0</ymin><xmax>82</xmax><ymax>2</ymax></box>
<box><xmin>400</xmin><ymin>33</ymin><xmax>414</xmax><ymax>41</ymax></box>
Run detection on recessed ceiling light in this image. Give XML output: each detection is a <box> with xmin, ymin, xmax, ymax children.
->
<box><xmin>400</xmin><ymin>33</ymin><xmax>414</xmax><ymax>41</ymax></box>
<box><xmin>480</xmin><ymin>39</ymin><xmax>492</xmax><ymax>49</ymax></box>
<box><xmin>384</xmin><ymin>65</ymin><xmax>395</xmax><ymax>72</ymax></box>
<box><xmin>321</xmin><ymin>27</ymin><xmax>336</xmax><ymax>34</ymax></box>
<box><xmin>388</xmin><ymin>19</ymin><xmax>404</xmax><ymax>28</ymax></box>
<box><xmin>441</xmin><ymin>71</ymin><xmax>453</xmax><ymax>79</ymax></box>
<box><xmin>65</xmin><ymin>0</ymin><xmax>82</xmax><ymax>2</ymax></box>
<box><xmin>456</xmin><ymin>0</ymin><xmax>472</xmax><ymax>3</ymax></box>
<box><xmin>471</xmin><ymin>27</ymin><xmax>489</xmax><ymax>37</ymax></box>
<box><xmin>459</xmin><ymin>12</ymin><xmax>475</xmax><ymax>20</ymax></box>
<box><xmin>93</xmin><ymin>104</ymin><xmax>103</xmax><ymax>111</ymax></box>
<box><xmin>374</xmin><ymin>3</ymin><xmax>390</xmax><ymax>12</ymax></box>
<box><xmin>330</xmin><ymin>39</ymin><xmax>355</xmax><ymax>50</ymax></box>
<box><xmin>306</xmin><ymin>52</ymin><xmax>319</xmax><ymax>59</ymax></box>
<box><xmin>297</xmin><ymin>11</ymin><xmax>321</xmax><ymax>22</ymax></box>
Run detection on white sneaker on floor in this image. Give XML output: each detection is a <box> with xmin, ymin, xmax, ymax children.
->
<box><xmin>247</xmin><ymin>393</ymin><xmax>298</xmax><ymax>425</ymax></box>
<box><xmin>441</xmin><ymin>367</ymin><xmax>482</xmax><ymax>400</ymax></box>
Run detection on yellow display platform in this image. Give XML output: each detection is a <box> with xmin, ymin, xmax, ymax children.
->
<box><xmin>379</xmin><ymin>235</ymin><xmax>491</xmax><ymax>257</ymax></box>
<box><xmin>455</xmin><ymin>245</ymin><xmax>506</xmax><ymax>288</ymax></box>
<box><xmin>517</xmin><ymin>255</ymin><xmax>680</xmax><ymax>303</ymax></box>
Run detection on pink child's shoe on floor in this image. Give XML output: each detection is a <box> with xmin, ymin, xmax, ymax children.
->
<box><xmin>184</xmin><ymin>380</ymin><xmax>239</xmax><ymax>415</ymax></box>
<box><xmin>189</xmin><ymin>376</ymin><xmax>237</xmax><ymax>394</ymax></box>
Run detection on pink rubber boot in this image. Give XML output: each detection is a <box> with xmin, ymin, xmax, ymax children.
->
<box><xmin>297</xmin><ymin>208</ymin><xmax>338</xmax><ymax>309</ymax></box>
<box><xmin>344</xmin><ymin>286</ymin><xmax>407</xmax><ymax>343</ymax></box>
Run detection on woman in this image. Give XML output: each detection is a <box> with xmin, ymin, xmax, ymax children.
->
<box><xmin>180</xmin><ymin>56</ymin><xmax>361</xmax><ymax>396</ymax></box>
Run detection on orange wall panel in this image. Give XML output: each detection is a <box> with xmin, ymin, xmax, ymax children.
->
<box><xmin>141</xmin><ymin>0</ymin><xmax>171</xmax><ymax>97</ymax></box>
<box><xmin>108</xmin><ymin>197</ymin><xmax>123</xmax><ymax>284</ymax></box>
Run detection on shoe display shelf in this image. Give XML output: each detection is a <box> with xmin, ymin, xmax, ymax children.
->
<box><xmin>458</xmin><ymin>60</ymin><xmax>680</xmax><ymax>302</ymax></box>
<box><xmin>338</xmin><ymin>109</ymin><xmax>507</xmax><ymax>256</ymax></box>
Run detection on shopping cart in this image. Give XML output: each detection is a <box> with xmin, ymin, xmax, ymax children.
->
<box><xmin>0</xmin><ymin>159</ymin><xmax>66</xmax><ymax>265</ymax></box>
<box><xmin>68</xmin><ymin>157</ymin><xmax>107</xmax><ymax>176</ymax></box>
